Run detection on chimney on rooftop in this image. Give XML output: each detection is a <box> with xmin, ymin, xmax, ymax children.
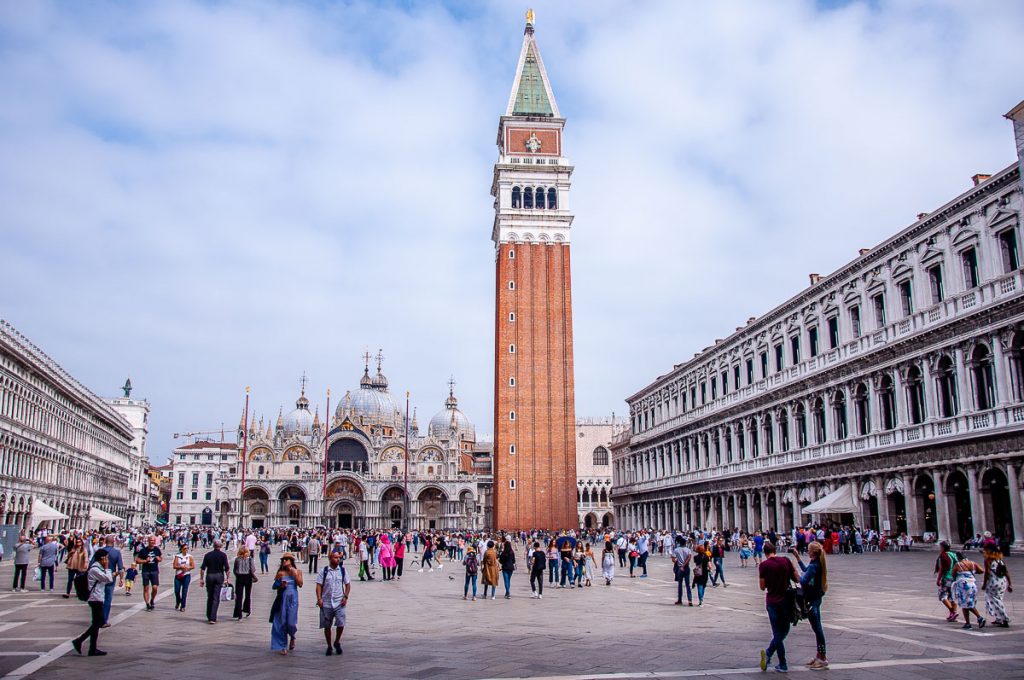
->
<box><xmin>809</xmin><ymin>273</ymin><xmax>821</xmax><ymax>285</ymax></box>
<box><xmin>972</xmin><ymin>174</ymin><xmax>992</xmax><ymax>186</ymax></box>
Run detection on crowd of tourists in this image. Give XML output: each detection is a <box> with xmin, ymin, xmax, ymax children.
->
<box><xmin>1</xmin><ymin>521</ymin><xmax>1014</xmax><ymax>668</ymax></box>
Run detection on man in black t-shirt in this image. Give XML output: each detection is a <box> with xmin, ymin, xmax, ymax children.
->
<box><xmin>758</xmin><ymin>541</ymin><xmax>797</xmax><ymax>673</ymax></box>
<box><xmin>135</xmin><ymin>536</ymin><xmax>163</xmax><ymax>611</ymax></box>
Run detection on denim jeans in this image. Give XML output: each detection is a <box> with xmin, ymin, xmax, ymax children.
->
<box><xmin>628</xmin><ymin>555</ymin><xmax>637</xmax><ymax>575</ymax></box>
<box><xmin>560</xmin><ymin>559</ymin><xmax>574</xmax><ymax>586</ymax></box>
<box><xmin>548</xmin><ymin>558</ymin><xmax>559</xmax><ymax>583</ymax></box>
<box><xmin>174</xmin><ymin>573</ymin><xmax>192</xmax><ymax>609</ymax></box>
<box><xmin>638</xmin><ymin>551</ymin><xmax>649</xmax><ymax>575</ymax></box>
<box><xmin>40</xmin><ymin>565</ymin><xmax>55</xmax><ymax>590</ymax></box>
<box><xmin>464</xmin><ymin>573</ymin><xmax>477</xmax><ymax>597</ymax></box>
<box><xmin>807</xmin><ymin>601</ymin><xmax>826</xmax><ymax>655</ymax></box>
<box><xmin>259</xmin><ymin>553</ymin><xmax>269</xmax><ymax>573</ymax></box>
<box><xmin>765</xmin><ymin>602</ymin><xmax>792</xmax><ymax>668</ymax></box>
<box><xmin>675</xmin><ymin>567</ymin><xmax>692</xmax><ymax>602</ymax></box>
<box><xmin>502</xmin><ymin>570</ymin><xmax>512</xmax><ymax>596</ymax></box>
<box><xmin>695</xmin><ymin>582</ymin><xmax>706</xmax><ymax>604</ymax></box>
<box><xmin>66</xmin><ymin>568</ymin><xmax>82</xmax><ymax>595</ymax></box>
<box><xmin>711</xmin><ymin>557</ymin><xmax>726</xmax><ymax>585</ymax></box>
<box><xmin>102</xmin><ymin>581</ymin><xmax>116</xmax><ymax>623</ymax></box>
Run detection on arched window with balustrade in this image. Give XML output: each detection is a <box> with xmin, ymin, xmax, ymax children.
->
<box><xmin>970</xmin><ymin>344</ymin><xmax>995</xmax><ymax>410</ymax></box>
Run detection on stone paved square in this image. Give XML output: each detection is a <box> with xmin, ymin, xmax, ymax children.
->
<box><xmin>0</xmin><ymin>547</ymin><xmax>1020</xmax><ymax>679</ymax></box>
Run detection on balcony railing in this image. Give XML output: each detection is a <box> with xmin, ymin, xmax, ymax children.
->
<box><xmin>615</xmin><ymin>402</ymin><xmax>1024</xmax><ymax>495</ymax></box>
<box><xmin>629</xmin><ymin>270</ymin><xmax>1023</xmax><ymax>446</ymax></box>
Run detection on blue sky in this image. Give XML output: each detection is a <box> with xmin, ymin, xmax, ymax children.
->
<box><xmin>1</xmin><ymin>0</ymin><xmax>1022</xmax><ymax>462</ymax></box>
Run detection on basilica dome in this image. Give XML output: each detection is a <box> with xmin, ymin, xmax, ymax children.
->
<box><xmin>336</xmin><ymin>358</ymin><xmax>403</xmax><ymax>429</ymax></box>
<box><xmin>428</xmin><ymin>384</ymin><xmax>475</xmax><ymax>441</ymax></box>
<box><xmin>283</xmin><ymin>392</ymin><xmax>314</xmax><ymax>434</ymax></box>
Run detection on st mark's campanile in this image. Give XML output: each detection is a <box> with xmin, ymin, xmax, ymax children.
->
<box><xmin>492</xmin><ymin>12</ymin><xmax>577</xmax><ymax>530</ymax></box>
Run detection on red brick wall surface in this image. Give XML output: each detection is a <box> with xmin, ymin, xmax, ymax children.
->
<box><xmin>493</xmin><ymin>242</ymin><xmax>577</xmax><ymax>530</ymax></box>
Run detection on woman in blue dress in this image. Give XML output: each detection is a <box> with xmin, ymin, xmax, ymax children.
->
<box><xmin>269</xmin><ymin>553</ymin><xmax>303</xmax><ymax>655</ymax></box>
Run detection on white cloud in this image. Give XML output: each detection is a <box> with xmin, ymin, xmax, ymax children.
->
<box><xmin>1</xmin><ymin>0</ymin><xmax>1021</xmax><ymax>459</ymax></box>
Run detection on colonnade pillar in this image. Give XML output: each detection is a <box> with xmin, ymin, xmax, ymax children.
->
<box><xmin>1006</xmin><ymin>463</ymin><xmax>1024</xmax><ymax>548</ymax></box>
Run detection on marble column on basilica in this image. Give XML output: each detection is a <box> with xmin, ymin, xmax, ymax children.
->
<box><xmin>893</xmin><ymin>367</ymin><xmax>907</xmax><ymax>428</ymax></box>
<box><xmin>790</xmin><ymin>486</ymin><xmax>801</xmax><ymax>531</ymax></box>
<box><xmin>992</xmin><ymin>332</ymin><xmax>1010</xmax><ymax>405</ymax></box>
<box><xmin>1006</xmin><ymin>462</ymin><xmax>1024</xmax><ymax>548</ymax></box>
<box><xmin>773</xmin><ymin>491</ymin><xmax>783</xmax><ymax>533</ymax></box>
<box><xmin>757</xmin><ymin>491</ymin><xmax>768</xmax><ymax>532</ymax></box>
<box><xmin>967</xmin><ymin>466</ymin><xmax>988</xmax><ymax>535</ymax></box>
<box><xmin>901</xmin><ymin>472</ymin><xmax>921</xmax><ymax>539</ymax></box>
<box><xmin>875</xmin><ymin>475</ymin><xmax>892</xmax><ymax>534</ymax></box>
<box><xmin>921</xmin><ymin>356</ymin><xmax>938</xmax><ymax>420</ymax></box>
<box><xmin>932</xmin><ymin>469</ymin><xmax>953</xmax><ymax>542</ymax></box>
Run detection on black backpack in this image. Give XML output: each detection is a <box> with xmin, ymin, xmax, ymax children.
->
<box><xmin>74</xmin><ymin>571</ymin><xmax>90</xmax><ymax>602</ymax></box>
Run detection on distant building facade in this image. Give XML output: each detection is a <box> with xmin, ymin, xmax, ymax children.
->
<box><xmin>0</xmin><ymin>319</ymin><xmax>134</xmax><ymax>530</ymax></box>
<box><xmin>613</xmin><ymin>104</ymin><xmax>1024</xmax><ymax>548</ymax></box>
<box><xmin>575</xmin><ymin>417</ymin><xmax>623</xmax><ymax>529</ymax></box>
<box><xmin>171</xmin><ymin>355</ymin><xmax>493</xmax><ymax>530</ymax></box>
<box><xmin>106</xmin><ymin>380</ymin><xmax>152</xmax><ymax>525</ymax></box>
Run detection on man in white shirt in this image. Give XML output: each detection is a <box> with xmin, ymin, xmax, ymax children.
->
<box><xmin>315</xmin><ymin>551</ymin><xmax>351</xmax><ymax>657</ymax></box>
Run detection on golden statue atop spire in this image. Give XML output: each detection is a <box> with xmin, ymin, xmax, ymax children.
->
<box><xmin>526</xmin><ymin>8</ymin><xmax>535</xmax><ymax>26</ymax></box>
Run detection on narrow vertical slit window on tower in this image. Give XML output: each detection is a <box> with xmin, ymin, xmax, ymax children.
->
<box><xmin>509</xmin><ymin>479</ymin><xmax>516</xmax><ymax>490</ymax></box>
<box><xmin>509</xmin><ymin>377</ymin><xmax>515</xmax><ymax>387</ymax></box>
<box><xmin>509</xmin><ymin>249</ymin><xmax>515</xmax><ymax>259</ymax></box>
<box><xmin>509</xmin><ymin>344</ymin><xmax>516</xmax><ymax>353</ymax></box>
<box><xmin>509</xmin><ymin>312</ymin><xmax>515</xmax><ymax>322</ymax></box>
<box><xmin>508</xmin><ymin>281</ymin><xmax>515</xmax><ymax>290</ymax></box>
<box><xmin>509</xmin><ymin>444</ymin><xmax>516</xmax><ymax>454</ymax></box>
<box><xmin>509</xmin><ymin>411</ymin><xmax>516</xmax><ymax>421</ymax></box>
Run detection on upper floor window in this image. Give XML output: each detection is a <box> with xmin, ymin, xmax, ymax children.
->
<box><xmin>760</xmin><ymin>352</ymin><xmax>769</xmax><ymax>379</ymax></box>
<box><xmin>524</xmin><ymin>186</ymin><xmax>534</xmax><ymax>209</ymax></box>
<box><xmin>790</xmin><ymin>336</ymin><xmax>800</xmax><ymax>365</ymax></box>
<box><xmin>827</xmin><ymin>317</ymin><xmax>839</xmax><ymax>349</ymax></box>
<box><xmin>734</xmin><ymin>364</ymin><xmax>741</xmax><ymax>389</ymax></box>
<box><xmin>710</xmin><ymin>377</ymin><xmax>717</xmax><ymax>400</ymax></box>
<box><xmin>962</xmin><ymin>247</ymin><xmax>980</xmax><ymax>288</ymax></box>
<box><xmin>850</xmin><ymin>305</ymin><xmax>862</xmax><ymax>338</ymax></box>
<box><xmin>898</xmin><ymin>280</ymin><xmax>913</xmax><ymax>317</ymax></box>
<box><xmin>700</xmin><ymin>382</ymin><xmax>707</xmax><ymax>404</ymax></box>
<box><xmin>928</xmin><ymin>264</ymin><xmax>944</xmax><ymax>304</ymax></box>
<box><xmin>774</xmin><ymin>343</ymin><xmax>784</xmax><ymax>372</ymax></box>
<box><xmin>999</xmin><ymin>228</ymin><xmax>1019</xmax><ymax>273</ymax></box>
<box><xmin>808</xmin><ymin>326</ymin><xmax>819</xmax><ymax>357</ymax></box>
<box><xmin>746</xmin><ymin>358</ymin><xmax>754</xmax><ymax>385</ymax></box>
<box><xmin>721</xmin><ymin>370</ymin><xmax>729</xmax><ymax>395</ymax></box>
<box><xmin>511</xmin><ymin>187</ymin><xmax>521</xmax><ymax>208</ymax></box>
<box><xmin>547</xmin><ymin>187</ymin><xmax>558</xmax><ymax>210</ymax></box>
<box><xmin>593</xmin><ymin>446</ymin><xmax>609</xmax><ymax>466</ymax></box>
<box><xmin>872</xmin><ymin>293</ymin><xmax>886</xmax><ymax>328</ymax></box>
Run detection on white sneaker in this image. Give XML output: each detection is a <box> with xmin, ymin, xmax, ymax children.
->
<box><xmin>530</xmin><ymin>593</ymin><xmax>538</xmax><ymax>598</ymax></box>
<box><xmin>418</xmin><ymin>569</ymin><xmax>423</xmax><ymax>573</ymax></box>
<box><xmin>429</xmin><ymin>568</ymin><xmax>434</xmax><ymax>572</ymax></box>
<box><xmin>491</xmin><ymin>595</ymin><xmax>496</xmax><ymax>600</ymax></box>
<box><xmin>538</xmin><ymin>594</ymin><xmax>542</xmax><ymax>599</ymax></box>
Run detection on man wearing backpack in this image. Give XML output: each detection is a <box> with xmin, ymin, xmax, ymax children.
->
<box><xmin>315</xmin><ymin>551</ymin><xmax>350</xmax><ymax>656</ymax></box>
<box><xmin>463</xmin><ymin>545</ymin><xmax>479</xmax><ymax>601</ymax></box>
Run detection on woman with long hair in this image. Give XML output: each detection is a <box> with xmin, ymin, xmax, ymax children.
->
<box><xmin>691</xmin><ymin>542</ymin><xmax>711</xmax><ymax>607</ymax></box>
<box><xmin>498</xmin><ymin>539</ymin><xmax>516</xmax><ymax>599</ymax></box>
<box><xmin>982</xmin><ymin>547</ymin><xmax>1012</xmax><ymax>627</ymax></box>
<box><xmin>269</xmin><ymin>553</ymin><xmax>303</xmax><ymax>655</ymax></box>
<box><xmin>232</xmin><ymin>546</ymin><xmax>256</xmax><ymax>620</ymax></box>
<box><xmin>63</xmin><ymin>537</ymin><xmax>88</xmax><ymax>599</ymax></box>
<box><xmin>546</xmin><ymin>540</ymin><xmax>559</xmax><ymax>585</ymax></box>
<box><xmin>792</xmin><ymin>541</ymin><xmax>829</xmax><ymax>670</ymax></box>
<box><xmin>172</xmin><ymin>543</ymin><xmax>194</xmax><ymax>612</ymax></box>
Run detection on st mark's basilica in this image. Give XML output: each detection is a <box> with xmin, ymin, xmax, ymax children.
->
<box><xmin>170</xmin><ymin>353</ymin><xmax>492</xmax><ymax>530</ymax></box>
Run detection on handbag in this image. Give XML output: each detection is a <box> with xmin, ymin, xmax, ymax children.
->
<box><xmin>220</xmin><ymin>583</ymin><xmax>234</xmax><ymax>601</ymax></box>
<box><xmin>33</xmin><ymin>567</ymin><xmax>41</xmax><ymax>582</ymax></box>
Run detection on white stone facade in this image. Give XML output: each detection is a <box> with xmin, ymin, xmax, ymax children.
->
<box><xmin>0</xmin><ymin>319</ymin><xmax>134</xmax><ymax>530</ymax></box>
<box><xmin>106</xmin><ymin>392</ymin><xmax>152</xmax><ymax>526</ymax></box>
<box><xmin>613</xmin><ymin>109</ymin><xmax>1024</xmax><ymax>548</ymax></box>
<box><xmin>575</xmin><ymin>417</ymin><xmax>624</xmax><ymax>529</ymax></box>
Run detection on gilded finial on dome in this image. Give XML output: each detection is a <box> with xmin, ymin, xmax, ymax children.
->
<box><xmin>526</xmin><ymin>8</ymin><xmax>535</xmax><ymax>26</ymax></box>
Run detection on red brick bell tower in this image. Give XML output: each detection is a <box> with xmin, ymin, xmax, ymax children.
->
<box><xmin>492</xmin><ymin>12</ymin><xmax>577</xmax><ymax>531</ymax></box>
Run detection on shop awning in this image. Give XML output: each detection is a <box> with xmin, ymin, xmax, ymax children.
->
<box><xmin>31</xmin><ymin>498</ymin><xmax>68</xmax><ymax>523</ymax></box>
<box><xmin>89</xmin><ymin>507</ymin><xmax>125</xmax><ymax>523</ymax></box>
<box><xmin>801</xmin><ymin>484</ymin><xmax>860</xmax><ymax>515</ymax></box>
